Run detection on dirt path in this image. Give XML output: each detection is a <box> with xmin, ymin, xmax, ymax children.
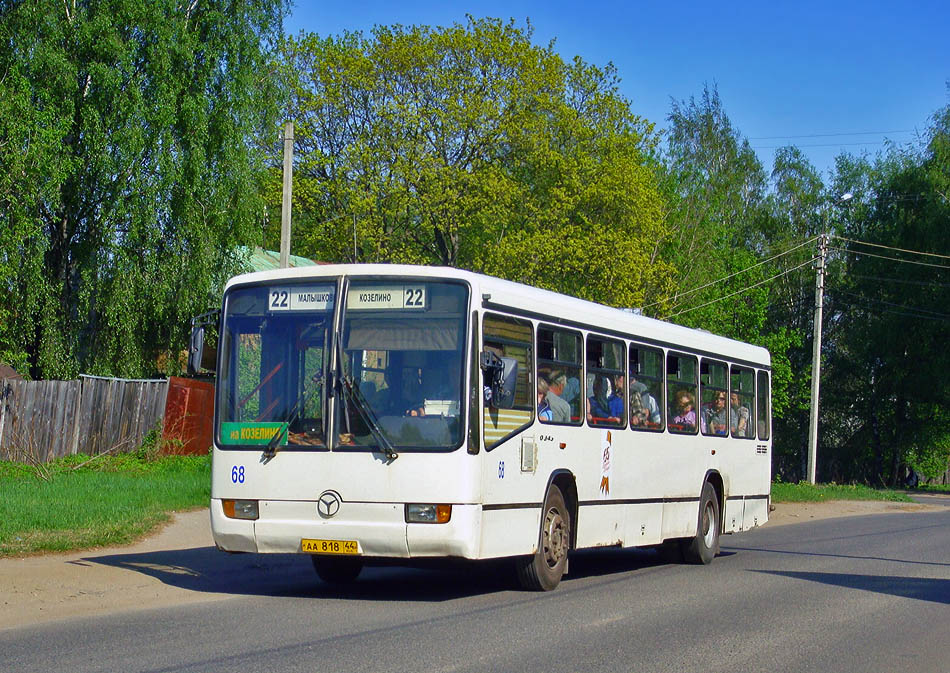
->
<box><xmin>1</xmin><ymin>497</ymin><xmax>946</xmax><ymax>632</ymax></box>
<box><xmin>0</xmin><ymin>509</ymin><xmax>224</xmax><ymax>631</ymax></box>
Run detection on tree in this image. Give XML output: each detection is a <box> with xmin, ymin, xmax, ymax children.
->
<box><xmin>657</xmin><ymin>84</ymin><xmax>805</xmax><ymax>453</ymax></box>
<box><xmin>277</xmin><ymin>17</ymin><xmax>673</xmax><ymax>309</ymax></box>
<box><xmin>820</xmin><ymin>104</ymin><xmax>950</xmax><ymax>485</ymax></box>
<box><xmin>0</xmin><ymin>0</ymin><xmax>288</xmax><ymax>379</ymax></box>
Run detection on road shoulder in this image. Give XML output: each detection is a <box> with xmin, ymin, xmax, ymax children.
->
<box><xmin>0</xmin><ymin>509</ymin><xmax>222</xmax><ymax>632</ymax></box>
<box><xmin>2</xmin><ymin>497</ymin><xmax>947</xmax><ymax>631</ymax></box>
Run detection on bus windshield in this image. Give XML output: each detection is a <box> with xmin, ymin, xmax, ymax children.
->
<box><xmin>217</xmin><ymin>278</ymin><xmax>469</xmax><ymax>452</ymax></box>
<box><xmin>336</xmin><ymin>280</ymin><xmax>468</xmax><ymax>451</ymax></box>
<box><xmin>218</xmin><ymin>283</ymin><xmax>336</xmax><ymax>449</ymax></box>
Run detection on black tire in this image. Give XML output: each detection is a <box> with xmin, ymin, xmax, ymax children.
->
<box><xmin>681</xmin><ymin>481</ymin><xmax>720</xmax><ymax>565</ymax></box>
<box><xmin>311</xmin><ymin>555</ymin><xmax>364</xmax><ymax>584</ymax></box>
<box><xmin>516</xmin><ymin>484</ymin><xmax>571</xmax><ymax>591</ymax></box>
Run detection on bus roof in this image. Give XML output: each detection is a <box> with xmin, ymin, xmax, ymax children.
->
<box><xmin>223</xmin><ymin>263</ymin><xmax>771</xmax><ymax>369</ymax></box>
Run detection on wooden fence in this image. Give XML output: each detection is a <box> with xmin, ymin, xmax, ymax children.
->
<box><xmin>0</xmin><ymin>375</ymin><xmax>169</xmax><ymax>462</ymax></box>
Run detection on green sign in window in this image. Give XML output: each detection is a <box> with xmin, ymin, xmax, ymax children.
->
<box><xmin>221</xmin><ymin>422</ymin><xmax>288</xmax><ymax>446</ymax></box>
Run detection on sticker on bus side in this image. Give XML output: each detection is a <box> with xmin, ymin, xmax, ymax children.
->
<box><xmin>268</xmin><ymin>287</ymin><xmax>335</xmax><ymax>312</ymax></box>
<box><xmin>346</xmin><ymin>285</ymin><xmax>426</xmax><ymax>310</ymax></box>
<box><xmin>221</xmin><ymin>422</ymin><xmax>288</xmax><ymax>446</ymax></box>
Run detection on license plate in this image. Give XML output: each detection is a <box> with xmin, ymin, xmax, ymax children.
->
<box><xmin>301</xmin><ymin>538</ymin><xmax>360</xmax><ymax>555</ymax></box>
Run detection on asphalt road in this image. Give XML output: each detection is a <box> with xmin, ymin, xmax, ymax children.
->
<box><xmin>2</xmin><ymin>507</ymin><xmax>948</xmax><ymax>673</ymax></box>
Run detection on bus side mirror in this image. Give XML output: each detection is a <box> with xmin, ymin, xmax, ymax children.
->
<box><xmin>187</xmin><ymin>325</ymin><xmax>205</xmax><ymax>376</ymax></box>
<box><xmin>480</xmin><ymin>351</ymin><xmax>518</xmax><ymax>410</ymax></box>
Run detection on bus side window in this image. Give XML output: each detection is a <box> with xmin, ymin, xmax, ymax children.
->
<box><xmin>667</xmin><ymin>352</ymin><xmax>698</xmax><ymax>434</ymax></box>
<box><xmin>585</xmin><ymin>335</ymin><xmax>625</xmax><ymax>428</ymax></box>
<box><xmin>699</xmin><ymin>359</ymin><xmax>728</xmax><ymax>437</ymax></box>
<box><xmin>730</xmin><ymin>365</ymin><xmax>755</xmax><ymax>439</ymax></box>
<box><xmin>629</xmin><ymin>344</ymin><xmax>664</xmax><ymax>431</ymax></box>
<box><xmin>757</xmin><ymin>370</ymin><xmax>770</xmax><ymax>441</ymax></box>
<box><xmin>537</xmin><ymin>325</ymin><xmax>583</xmax><ymax>425</ymax></box>
<box><xmin>483</xmin><ymin>313</ymin><xmax>534</xmax><ymax>450</ymax></box>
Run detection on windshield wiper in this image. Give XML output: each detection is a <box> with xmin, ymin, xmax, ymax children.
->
<box><xmin>262</xmin><ymin>371</ymin><xmax>324</xmax><ymax>460</ymax></box>
<box><xmin>335</xmin><ymin>337</ymin><xmax>397</xmax><ymax>462</ymax></box>
<box><xmin>339</xmin><ymin>373</ymin><xmax>398</xmax><ymax>462</ymax></box>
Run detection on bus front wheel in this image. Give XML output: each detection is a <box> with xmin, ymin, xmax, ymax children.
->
<box><xmin>516</xmin><ymin>484</ymin><xmax>571</xmax><ymax>591</ymax></box>
<box><xmin>311</xmin><ymin>555</ymin><xmax>364</xmax><ymax>584</ymax></box>
<box><xmin>681</xmin><ymin>481</ymin><xmax>720</xmax><ymax>564</ymax></box>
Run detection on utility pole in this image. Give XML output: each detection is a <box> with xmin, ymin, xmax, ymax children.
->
<box><xmin>806</xmin><ymin>232</ymin><xmax>828</xmax><ymax>484</ymax></box>
<box><xmin>279</xmin><ymin>121</ymin><xmax>294</xmax><ymax>269</ymax></box>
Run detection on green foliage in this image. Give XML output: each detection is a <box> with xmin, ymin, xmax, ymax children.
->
<box><xmin>770</xmin><ymin>481</ymin><xmax>912</xmax><ymax>503</ymax></box>
<box><xmin>657</xmin><ymin>84</ymin><xmax>807</xmax><ymax>449</ymax></box>
<box><xmin>278</xmin><ymin>17</ymin><xmax>673</xmax><ymax>308</ymax></box>
<box><xmin>0</xmin><ymin>0</ymin><xmax>289</xmax><ymax>379</ymax></box>
<box><xmin>819</xmin><ymin>105</ymin><xmax>950</xmax><ymax>485</ymax></box>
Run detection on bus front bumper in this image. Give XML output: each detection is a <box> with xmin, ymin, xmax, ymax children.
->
<box><xmin>210</xmin><ymin>499</ymin><xmax>481</xmax><ymax>559</ymax></box>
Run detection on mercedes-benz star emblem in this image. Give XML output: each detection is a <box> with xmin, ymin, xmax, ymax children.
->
<box><xmin>317</xmin><ymin>490</ymin><xmax>342</xmax><ymax>518</ymax></box>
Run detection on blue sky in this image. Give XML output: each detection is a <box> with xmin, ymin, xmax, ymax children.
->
<box><xmin>286</xmin><ymin>1</ymin><xmax>949</xmax><ymax>180</ymax></box>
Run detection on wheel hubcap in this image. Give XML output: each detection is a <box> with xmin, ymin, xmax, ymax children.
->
<box><xmin>542</xmin><ymin>506</ymin><xmax>566</xmax><ymax>568</ymax></box>
<box><xmin>702</xmin><ymin>502</ymin><xmax>716</xmax><ymax>548</ymax></box>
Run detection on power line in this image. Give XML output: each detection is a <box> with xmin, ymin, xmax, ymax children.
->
<box><xmin>832</xmin><ymin>294</ymin><xmax>950</xmax><ymax>324</ymax></box>
<box><xmin>748</xmin><ymin>130</ymin><xmax>914</xmax><ymax>140</ymax></box>
<box><xmin>827</xmin><ymin>246</ymin><xmax>950</xmax><ymax>271</ymax></box>
<box><xmin>645</xmin><ymin>236</ymin><xmax>818</xmax><ymax>311</ymax></box>
<box><xmin>848</xmin><ymin>273</ymin><xmax>950</xmax><ymax>289</ymax></box>
<box><xmin>835</xmin><ymin>291</ymin><xmax>950</xmax><ymax>320</ymax></box>
<box><xmin>667</xmin><ymin>257</ymin><xmax>818</xmax><ymax>318</ymax></box>
<box><xmin>753</xmin><ymin>141</ymin><xmax>897</xmax><ymax>149</ymax></box>
<box><xmin>832</xmin><ymin>235</ymin><xmax>950</xmax><ymax>260</ymax></box>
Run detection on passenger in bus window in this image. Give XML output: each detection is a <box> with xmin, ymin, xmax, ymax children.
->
<box><xmin>630</xmin><ymin>380</ymin><xmax>661</xmax><ymax>428</ymax></box>
<box><xmin>700</xmin><ymin>391</ymin><xmax>728</xmax><ymax>436</ymax></box>
<box><xmin>537</xmin><ymin>377</ymin><xmax>553</xmax><ymax>422</ymax></box>
<box><xmin>587</xmin><ymin>373</ymin><xmax>623</xmax><ymax>424</ymax></box>
<box><xmin>671</xmin><ymin>390</ymin><xmax>696</xmax><ymax>431</ymax></box>
<box><xmin>562</xmin><ymin>375</ymin><xmax>580</xmax><ymax>407</ymax></box>
<box><xmin>730</xmin><ymin>392</ymin><xmax>751</xmax><ymax>437</ymax></box>
<box><xmin>545</xmin><ymin>371</ymin><xmax>571</xmax><ymax>423</ymax></box>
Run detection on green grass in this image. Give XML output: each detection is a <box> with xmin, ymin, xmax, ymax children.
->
<box><xmin>0</xmin><ymin>452</ymin><xmax>210</xmax><ymax>557</ymax></box>
<box><xmin>771</xmin><ymin>481</ymin><xmax>913</xmax><ymax>503</ymax></box>
<box><xmin>915</xmin><ymin>483</ymin><xmax>950</xmax><ymax>493</ymax></box>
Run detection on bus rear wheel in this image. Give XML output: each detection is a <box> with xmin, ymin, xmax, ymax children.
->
<box><xmin>311</xmin><ymin>555</ymin><xmax>364</xmax><ymax>584</ymax></box>
<box><xmin>681</xmin><ymin>481</ymin><xmax>720</xmax><ymax>565</ymax></box>
<box><xmin>516</xmin><ymin>484</ymin><xmax>571</xmax><ymax>591</ymax></box>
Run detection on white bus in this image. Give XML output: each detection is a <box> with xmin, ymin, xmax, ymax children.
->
<box><xmin>190</xmin><ymin>264</ymin><xmax>772</xmax><ymax>590</ymax></box>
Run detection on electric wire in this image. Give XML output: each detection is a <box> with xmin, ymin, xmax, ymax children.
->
<box><xmin>831</xmin><ymin>294</ymin><xmax>950</xmax><ymax>324</ymax></box>
<box><xmin>831</xmin><ymin>235</ymin><xmax>950</xmax><ymax>260</ymax></box>
<box><xmin>667</xmin><ymin>257</ymin><xmax>818</xmax><ymax>318</ymax></box>
<box><xmin>642</xmin><ymin>236</ymin><xmax>818</xmax><ymax>311</ymax></box>
<box><xmin>834</xmin><ymin>290</ymin><xmax>950</xmax><ymax>321</ymax></box>
<box><xmin>748</xmin><ymin>130</ymin><xmax>914</xmax><ymax>140</ymax></box>
<box><xmin>848</xmin><ymin>273</ymin><xmax>950</xmax><ymax>289</ymax></box>
<box><xmin>826</xmin><ymin>246</ymin><xmax>950</xmax><ymax>271</ymax></box>
<box><xmin>752</xmin><ymin>141</ymin><xmax>901</xmax><ymax>149</ymax></box>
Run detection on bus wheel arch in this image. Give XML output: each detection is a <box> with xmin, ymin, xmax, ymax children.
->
<box><xmin>549</xmin><ymin>470</ymin><xmax>578</xmax><ymax>550</ymax></box>
<box><xmin>682</xmin><ymin>474</ymin><xmax>722</xmax><ymax>565</ymax></box>
<box><xmin>516</xmin><ymin>474</ymin><xmax>574</xmax><ymax>591</ymax></box>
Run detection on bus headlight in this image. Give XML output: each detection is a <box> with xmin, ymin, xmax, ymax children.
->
<box><xmin>222</xmin><ymin>499</ymin><xmax>259</xmax><ymax>520</ymax></box>
<box><xmin>405</xmin><ymin>504</ymin><xmax>452</xmax><ymax>524</ymax></box>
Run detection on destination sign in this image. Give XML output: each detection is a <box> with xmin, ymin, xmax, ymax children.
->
<box><xmin>268</xmin><ymin>286</ymin><xmax>335</xmax><ymax>312</ymax></box>
<box><xmin>347</xmin><ymin>285</ymin><xmax>426</xmax><ymax>310</ymax></box>
<box><xmin>220</xmin><ymin>422</ymin><xmax>288</xmax><ymax>446</ymax></box>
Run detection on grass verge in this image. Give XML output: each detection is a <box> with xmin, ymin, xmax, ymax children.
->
<box><xmin>0</xmin><ymin>452</ymin><xmax>210</xmax><ymax>557</ymax></box>
<box><xmin>771</xmin><ymin>481</ymin><xmax>913</xmax><ymax>503</ymax></box>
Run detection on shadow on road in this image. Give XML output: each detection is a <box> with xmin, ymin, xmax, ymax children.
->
<box><xmin>83</xmin><ymin>545</ymin><xmax>704</xmax><ymax>601</ymax></box>
<box><xmin>751</xmin><ymin>569</ymin><xmax>950</xmax><ymax>605</ymax></box>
